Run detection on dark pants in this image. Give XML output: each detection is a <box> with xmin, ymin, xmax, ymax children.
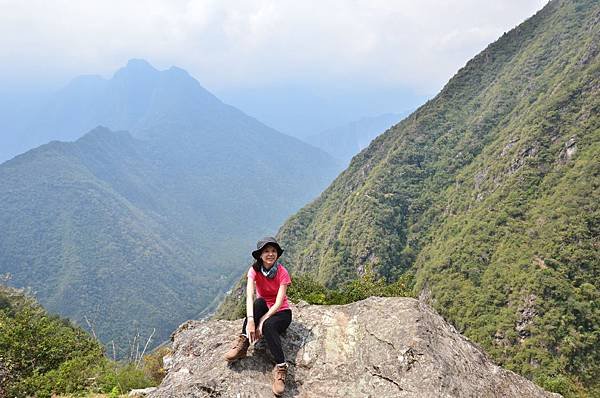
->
<box><xmin>241</xmin><ymin>298</ymin><xmax>292</xmax><ymax>364</ymax></box>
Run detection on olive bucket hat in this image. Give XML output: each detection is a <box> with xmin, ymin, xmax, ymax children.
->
<box><xmin>252</xmin><ymin>237</ymin><xmax>284</xmax><ymax>260</ymax></box>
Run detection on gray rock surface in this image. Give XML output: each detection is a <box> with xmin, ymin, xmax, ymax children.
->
<box><xmin>150</xmin><ymin>297</ymin><xmax>560</xmax><ymax>398</ymax></box>
<box><xmin>129</xmin><ymin>387</ymin><xmax>158</xmax><ymax>396</ymax></box>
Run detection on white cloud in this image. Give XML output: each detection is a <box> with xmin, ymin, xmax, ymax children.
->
<box><xmin>0</xmin><ymin>0</ymin><xmax>548</xmax><ymax>94</ymax></box>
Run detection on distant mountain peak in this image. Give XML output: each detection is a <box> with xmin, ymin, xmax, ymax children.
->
<box><xmin>80</xmin><ymin>125</ymin><xmax>126</xmax><ymax>139</ymax></box>
<box><xmin>75</xmin><ymin>125</ymin><xmax>134</xmax><ymax>147</ymax></box>
<box><xmin>112</xmin><ymin>58</ymin><xmax>159</xmax><ymax>82</ymax></box>
<box><xmin>87</xmin><ymin>125</ymin><xmax>111</xmax><ymax>134</ymax></box>
<box><xmin>125</xmin><ymin>58</ymin><xmax>157</xmax><ymax>71</ymax></box>
<box><xmin>166</xmin><ymin>65</ymin><xmax>189</xmax><ymax>76</ymax></box>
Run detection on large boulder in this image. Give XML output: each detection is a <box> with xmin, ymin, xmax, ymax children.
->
<box><xmin>150</xmin><ymin>297</ymin><xmax>559</xmax><ymax>397</ymax></box>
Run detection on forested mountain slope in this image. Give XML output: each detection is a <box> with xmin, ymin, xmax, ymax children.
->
<box><xmin>270</xmin><ymin>0</ymin><xmax>599</xmax><ymax>394</ymax></box>
<box><xmin>0</xmin><ymin>128</ymin><xmax>220</xmax><ymax>354</ymax></box>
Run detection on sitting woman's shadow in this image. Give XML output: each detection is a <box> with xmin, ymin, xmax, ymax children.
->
<box><xmin>228</xmin><ymin>321</ymin><xmax>314</xmax><ymax>397</ymax></box>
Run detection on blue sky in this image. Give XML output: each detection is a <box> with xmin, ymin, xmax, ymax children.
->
<box><xmin>0</xmin><ymin>0</ymin><xmax>548</xmax><ymax>136</ymax></box>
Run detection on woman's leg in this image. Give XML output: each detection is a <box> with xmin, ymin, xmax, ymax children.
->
<box><xmin>241</xmin><ymin>298</ymin><xmax>269</xmax><ymax>335</ymax></box>
<box><xmin>261</xmin><ymin>309</ymin><xmax>292</xmax><ymax>364</ymax></box>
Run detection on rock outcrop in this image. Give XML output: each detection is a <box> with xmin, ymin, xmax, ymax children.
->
<box><xmin>150</xmin><ymin>297</ymin><xmax>559</xmax><ymax>397</ymax></box>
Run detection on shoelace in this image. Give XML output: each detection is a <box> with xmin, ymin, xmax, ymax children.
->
<box><xmin>276</xmin><ymin>367</ymin><xmax>287</xmax><ymax>381</ymax></box>
<box><xmin>233</xmin><ymin>337</ymin><xmax>246</xmax><ymax>348</ymax></box>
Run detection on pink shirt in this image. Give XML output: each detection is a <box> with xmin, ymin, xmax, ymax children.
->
<box><xmin>248</xmin><ymin>264</ymin><xmax>292</xmax><ymax>312</ymax></box>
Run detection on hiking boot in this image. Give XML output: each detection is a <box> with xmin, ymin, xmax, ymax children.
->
<box><xmin>224</xmin><ymin>334</ymin><xmax>249</xmax><ymax>361</ymax></box>
<box><xmin>272</xmin><ymin>363</ymin><xmax>288</xmax><ymax>396</ymax></box>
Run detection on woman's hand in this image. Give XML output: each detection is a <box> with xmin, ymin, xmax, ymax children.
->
<box><xmin>257</xmin><ymin>317</ymin><xmax>267</xmax><ymax>339</ymax></box>
<box><xmin>246</xmin><ymin>318</ymin><xmax>258</xmax><ymax>343</ymax></box>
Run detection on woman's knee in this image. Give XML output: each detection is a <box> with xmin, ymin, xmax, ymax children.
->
<box><xmin>262</xmin><ymin>317</ymin><xmax>278</xmax><ymax>335</ymax></box>
<box><xmin>253</xmin><ymin>297</ymin><xmax>267</xmax><ymax>311</ymax></box>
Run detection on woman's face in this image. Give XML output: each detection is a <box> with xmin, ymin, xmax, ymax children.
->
<box><xmin>260</xmin><ymin>245</ymin><xmax>278</xmax><ymax>268</ymax></box>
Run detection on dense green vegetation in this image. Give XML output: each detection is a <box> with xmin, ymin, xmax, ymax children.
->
<box><xmin>0</xmin><ymin>59</ymin><xmax>339</xmax><ymax>355</ymax></box>
<box><xmin>219</xmin><ymin>0</ymin><xmax>599</xmax><ymax>395</ymax></box>
<box><xmin>214</xmin><ymin>270</ymin><xmax>414</xmax><ymax>319</ymax></box>
<box><xmin>287</xmin><ymin>270</ymin><xmax>414</xmax><ymax>305</ymax></box>
<box><xmin>0</xmin><ymin>285</ymin><xmax>164</xmax><ymax>397</ymax></box>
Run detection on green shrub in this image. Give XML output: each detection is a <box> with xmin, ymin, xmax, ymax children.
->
<box><xmin>142</xmin><ymin>345</ymin><xmax>171</xmax><ymax>384</ymax></box>
<box><xmin>109</xmin><ymin>385</ymin><xmax>121</xmax><ymax>398</ymax></box>
<box><xmin>97</xmin><ymin>362</ymin><xmax>154</xmax><ymax>393</ymax></box>
<box><xmin>0</xmin><ymin>288</ymin><xmax>105</xmax><ymax>397</ymax></box>
<box><xmin>288</xmin><ymin>271</ymin><xmax>414</xmax><ymax>305</ymax></box>
<box><xmin>0</xmin><ymin>286</ymin><xmax>158</xmax><ymax>396</ymax></box>
<box><xmin>536</xmin><ymin>374</ymin><xmax>579</xmax><ymax>397</ymax></box>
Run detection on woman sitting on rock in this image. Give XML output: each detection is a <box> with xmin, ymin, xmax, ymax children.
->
<box><xmin>224</xmin><ymin>237</ymin><xmax>292</xmax><ymax>396</ymax></box>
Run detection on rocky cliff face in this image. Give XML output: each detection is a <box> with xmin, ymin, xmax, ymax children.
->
<box><xmin>150</xmin><ymin>297</ymin><xmax>558</xmax><ymax>397</ymax></box>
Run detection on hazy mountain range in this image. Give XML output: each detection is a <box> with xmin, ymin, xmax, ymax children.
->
<box><xmin>0</xmin><ymin>60</ymin><xmax>340</xmax><ymax>353</ymax></box>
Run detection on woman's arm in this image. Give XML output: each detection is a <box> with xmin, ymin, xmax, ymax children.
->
<box><xmin>245</xmin><ymin>277</ymin><xmax>258</xmax><ymax>343</ymax></box>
